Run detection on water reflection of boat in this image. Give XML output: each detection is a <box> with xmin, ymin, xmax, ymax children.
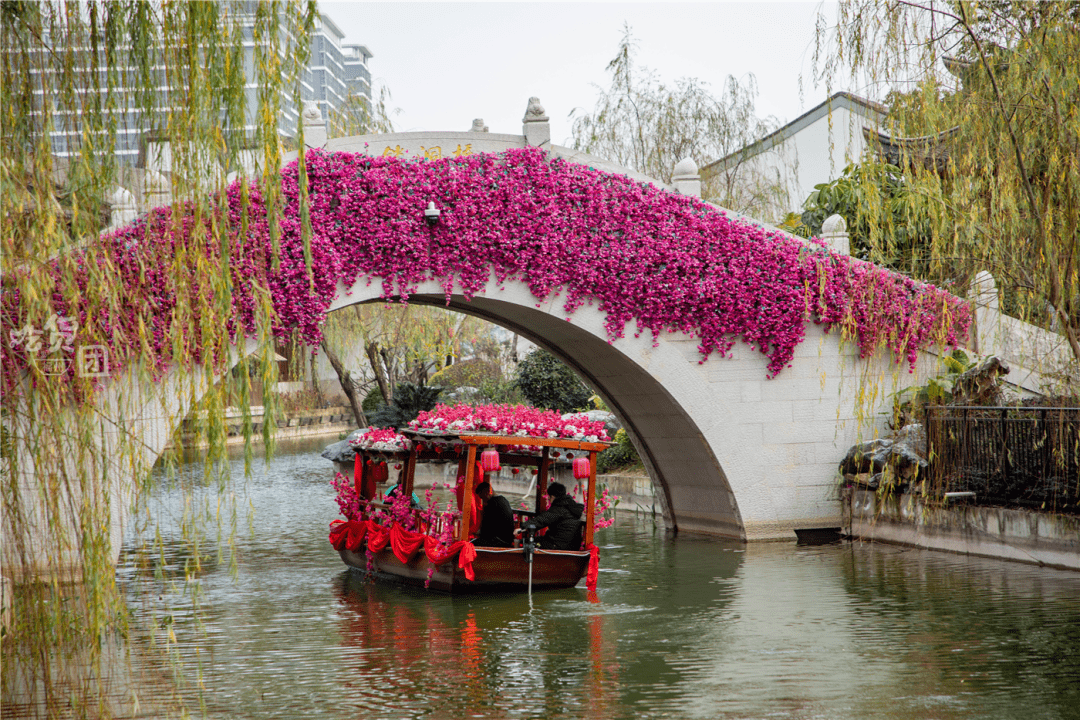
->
<box><xmin>329</xmin><ymin>430</ymin><xmax>611</xmax><ymax>593</ymax></box>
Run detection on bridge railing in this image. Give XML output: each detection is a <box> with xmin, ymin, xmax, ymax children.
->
<box><xmin>925</xmin><ymin>406</ymin><xmax>1080</xmax><ymax>513</ymax></box>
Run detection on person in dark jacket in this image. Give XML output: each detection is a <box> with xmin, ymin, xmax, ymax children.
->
<box><xmin>519</xmin><ymin>482</ymin><xmax>584</xmax><ymax>550</ymax></box>
<box><xmin>473</xmin><ymin>481</ymin><xmax>515</xmax><ymax>548</ymax></box>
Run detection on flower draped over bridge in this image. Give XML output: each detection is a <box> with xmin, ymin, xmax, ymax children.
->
<box><xmin>1</xmin><ymin>146</ymin><xmax>970</xmax><ymax>399</ymax></box>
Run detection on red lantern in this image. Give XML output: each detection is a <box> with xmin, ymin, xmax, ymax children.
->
<box><xmin>512</xmin><ymin>468</ymin><xmax>520</xmax><ymax>475</ymax></box>
<box><xmin>573</xmin><ymin>457</ymin><xmax>591</xmax><ymax>480</ymax></box>
<box><xmin>480</xmin><ymin>448</ymin><xmax>501</xmax><ymax>472</ymax></box>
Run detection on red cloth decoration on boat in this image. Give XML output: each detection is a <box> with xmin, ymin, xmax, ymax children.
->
<box><xmin>457</xmin><ymin>542</ymin><xmax>477</xmax><ymax>581</ymax></box>
<box><xmin>586</xmin><ymin>543</ymin><xmax>600</xmax><ymax>592</ymax></box>
<box><xmin>390</xmin><ymin>523</ymin><xmax>426</xmax><ymax>563</ymax></box>
<box><xmin>329</xmin><ymin>519</ymin><xmax>349</xmax><ymax>550</ymax></box>
<box><xmin>329</xmin><ymin>519</ymin><xmax>368</xmax><ymax>551</ymax></box>
<box><xmin>331</xmin><ymin>519</ymin><xmax>477</xmax><ymax>581</ymax></box>
<box><xmin>367</xmin><ymin>522</ymin><xmax>391</xmax><ymax>552</ymax></box>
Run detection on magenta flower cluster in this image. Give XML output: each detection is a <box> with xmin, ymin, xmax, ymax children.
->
<box><xmin>410</xmin><ymin>403</ymin><xmax>610</xmax><ymax>442</ymax></box>
<box><xmin>570</xmin><ymin>483</ymin><xmax>619</xmax><ymax>531</ymax></box>
<box><xmin>348</xmin><ymin>427</ymin><xmax>409</xmax><ymax>451</ymax></box>
<box><xmin>1</xmin><ymin>146</ymin><xmax>971</xmax><ymax>402</ymax></box>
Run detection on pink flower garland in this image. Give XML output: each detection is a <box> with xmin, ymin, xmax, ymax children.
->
<box><xmin>410</xmin><ymin>403</ymin><xmax>610</xmax><ymax>441</ymax></box>
<box><xmin>1</xmin><ymin>147</ymin><xmax>971</xmax><ymax>402</ymax></box>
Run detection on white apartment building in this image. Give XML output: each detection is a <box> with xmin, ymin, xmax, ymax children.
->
<box><xmin>701</xmin><ymin>92</ymin><xmax>887</xmax><ymax>223</ymax></box>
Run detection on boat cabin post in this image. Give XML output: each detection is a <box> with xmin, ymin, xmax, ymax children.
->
<box><xmin>458</xmin><ymin>444</ymin><xmax>478</xmax><ymax>541</ymax></box>
<box><xmin>403</xmin><ymin>442</ymin><xmax>419</xmax><ymax>499</ymax></box>
<box><xmin>585</xmin><ymin>450</ymin><xmax>598</xmax><ymax>546</ymax></box>
<box><xmin>536</xmin><ymin>447</ymin><xmax>551</xmax><ymax>511</ymax></box>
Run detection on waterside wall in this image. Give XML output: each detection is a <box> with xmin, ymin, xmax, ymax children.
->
<box><xmin>843</xmin><ymin>488</ymin><xmax>1080</xmax><ymax>571</ymax></box>
<box><xmin>172</xmin><ymin>406</ymin><xmax>355</xmax><ymax>448</ymax></box>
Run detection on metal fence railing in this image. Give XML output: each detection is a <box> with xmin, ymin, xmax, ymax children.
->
<box><xmin>925</xmin><ymin>406</ymin><xmax>1080</xmax><ymax>513</ymax></box>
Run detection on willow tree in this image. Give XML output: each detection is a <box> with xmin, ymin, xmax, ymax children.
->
<box><xmin>319</xmin><ymin>303</ymin><xmax>486</xmax><ymax>427</ymax></box>
<box><xmin>1</xmin><ymin>1</ymin><xmax>316</xmax><ymax>716</ymax></box>
<box><xmin>570</xmin><ymin>26</ymin><xmax>783</xmax><ymax>218</ymax></box>
<box><xmin>814</xmin><ymin>0</ymin><xmax>1080</xmax><ymax>371</ymax></box>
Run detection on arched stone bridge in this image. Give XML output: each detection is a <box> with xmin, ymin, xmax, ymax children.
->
<box><xmin>8</xmin><ymin>102</ymin><xmax>975</xmax><ymax>580</ymax></box>
<box><xmin>310</xmin><ymin>118</ymin><xmax>951</xmax><ymax>540</ymax></box>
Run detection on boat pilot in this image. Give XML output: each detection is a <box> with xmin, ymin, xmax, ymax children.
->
<box><xmin>473</xmin><ymin>481</ymin><xmax>515</xmax><ymax>548</ymax></box>
<box><xmin>516</xmin><ymin>482</ymin><xmax>584</xmax><ymax>550</ymax></box>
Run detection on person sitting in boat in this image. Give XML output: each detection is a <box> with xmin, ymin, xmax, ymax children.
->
<box><xmin>517</xmin><ymin>482</ymin><xmax>584</xmax><ymax>551</ymax></box>
<box><xmin>384</xmin><ymin>483</ymin><xmax>422</xmax><ymax>509</ymax></box>
<box><xmin>472</xmin><ymin>481</ymin><xmax>515</xmax><ymax>548</ymax></box>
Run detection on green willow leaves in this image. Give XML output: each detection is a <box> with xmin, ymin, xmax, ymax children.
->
<box><xmin>1</xmin><ymin>1</ymin><xmax>315</xmax><ymax>716</ymax></box>
<box><xmin>814</xmin><ymin>0</ymin><xmax>1080</xmax><ymax>366</ymax></box>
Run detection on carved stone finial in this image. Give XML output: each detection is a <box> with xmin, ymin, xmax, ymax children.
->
<box><xmin>822</xmin><ymin>214</ymin><xmax>847</xmax><ymax>236</ymax></box>
<box><xmin>672</xmin><ymin>157</ymin><xmax>701</xmax><ymax>198</ymax></box>
<box><xmin>972</xmin><ymin>269</ymin><xmax>999</xmax><ymax>310</ymax></box>
<box><xmin>107</xmin><ymin>185</ymin><xmax>137</xmax><ymax>229</ymax></box>
<box><xmin>470</xmin><ymin>118</ymin><xmax>489</xmax><ymax>133</ymax></box>
<box><xmin>522</xmin><ymin>97</ymin><xmax>550</xmax><ymax>148</ymax></box>
<box><xmin>673</xmin><ymin>157</ymin><xmax>698</xmax><ymax>178</ymax></box>
<box><xmin>820</xmin><ymin>213</ymin><xmax>850</xmax><ymax>255</ymax></box>
<box><xmin>301</xmin><ymin>100</ymin><xmax>327</xmax><ymax>149</ymax></box>
<box><xmin>108</xmin><ymin>185</ymin><xmax>135</xmax><ymax>208</ymax></box>
<box><xmin>302</xmin><ymin>100</ymin><xmax>323</xmax><ymax>125</ymax></box>
<box><xmin>523</xmin><ymin>97</ymin><xmax>548</xmax><ymax>122</ymax></box>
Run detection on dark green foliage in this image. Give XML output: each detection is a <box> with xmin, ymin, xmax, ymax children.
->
<box><xmin>370</xmin><ymin>382</ymin><xmax>441</xmax><ymax>429</ymax></box>
<box><xmin>597</xmin><ymin>428</ymin><xmax>641</xmax><ymax>474</ymax></box>
<box><xmin>514</xmin><ymin>349</ymin><xmax>592</xmax><ymax>413</ymax></box>
<box><xmin>889</xmin><ymin>349</ymin><xmax>975</xmax><ymax>428</ymax></box>
<box><xmin>362</xmin><ymin>388</ymin><xmax>384</xmax><ymax>415</ymax></box>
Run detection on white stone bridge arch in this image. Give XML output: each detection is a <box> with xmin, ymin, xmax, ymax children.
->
<box><xmin>332</xmin><ymin>277</ymin><xmax>918</xmax><ymax>540</ymax></box>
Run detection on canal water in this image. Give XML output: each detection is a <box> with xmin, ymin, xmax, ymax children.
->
<box><xmin>121</xmin><ymin>437</ymin><xmax>1080</xmax><ymax>720</ymax></box>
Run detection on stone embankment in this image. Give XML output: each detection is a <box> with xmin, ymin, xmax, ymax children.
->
<box><xmin>843</xmin><ymin>488</ymin><xmax>1080</xmax><ymax>571</ymax></box>
<box><xmin>172</xmin><ymin>406</ymin><xmax>354</xmax><ymax>448</ymax></box>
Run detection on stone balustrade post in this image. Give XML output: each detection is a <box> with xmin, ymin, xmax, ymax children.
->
<box><xmin>522</xmin><ymin>97</ymin><xmax>550</xmax><ymax>148</ymax></box>
<box><xmin>302</xmin><ymin>100</ymin><xmax>327</xmax><ymax>149</ymax></box>
<box><xmin>971</xmin><ymin>270</ymin><xmax>999</xmax><ymax>311</ymax></box>
<box><xmin>672</xmin><ymin>158</ymin><xmax>701</xmax><ymax>198</ymax></box>
<box><xmin>821</xmin><ymin>214</ymin><xmax>850</xmax><ymax>255</ymax></box>
<box><xmin>143</xmin><ymin>170</ymin><xmax>171</xmax><ymax>210</ymax></box>
<box><xmin>107</xmin><ymin>186</ymin><xmax>137</xmax><ymax>230</ymax></box>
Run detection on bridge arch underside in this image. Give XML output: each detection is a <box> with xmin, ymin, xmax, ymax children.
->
<box><xmin>397</xmin><ymin>291</ymin><xmax>741</xmax><ymax>539</ymax></box>
<box><xmin>332</xmin><ymin>277</ymin><xmax>924</xmax><ymax>541</ymax></box>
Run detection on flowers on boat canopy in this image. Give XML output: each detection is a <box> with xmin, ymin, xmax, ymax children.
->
<box><xmin>348</xmin><ymin>427</ymin><xmax>411</xmax><ymax>452</ymax></box>
<box><xmin>410</xmin><ymin>403</ymin><xmax>610</xmax><ymax>443</ymax></box>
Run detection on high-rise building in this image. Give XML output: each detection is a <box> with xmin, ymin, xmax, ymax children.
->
<box><xmin>41</xmin><ymin>8</ymin><xmax>373</xmax><ymax>167</ymax></box>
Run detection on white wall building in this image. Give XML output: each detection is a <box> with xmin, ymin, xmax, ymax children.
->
<box><xmin>701</xmin><ymin>92</ymin><xmax>887</xmax><ymax>223</ymax></box>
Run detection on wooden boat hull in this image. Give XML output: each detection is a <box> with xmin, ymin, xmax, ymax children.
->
<box><xmin>338</xmin><ymin>545</ymin><xmax>589</xmax><ymax>593</ymax></box>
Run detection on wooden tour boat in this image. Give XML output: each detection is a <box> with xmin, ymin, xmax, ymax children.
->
<box><xmin>329</xmin><ymin>428</ymin><xmax>612</xmax><ymax>593</ymax></box>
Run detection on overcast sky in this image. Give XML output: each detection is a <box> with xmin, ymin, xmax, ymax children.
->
<box><xmin>320</xmin><ymin>2</ymin><xmax>846</xmax><ymax>147</ymax></box>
